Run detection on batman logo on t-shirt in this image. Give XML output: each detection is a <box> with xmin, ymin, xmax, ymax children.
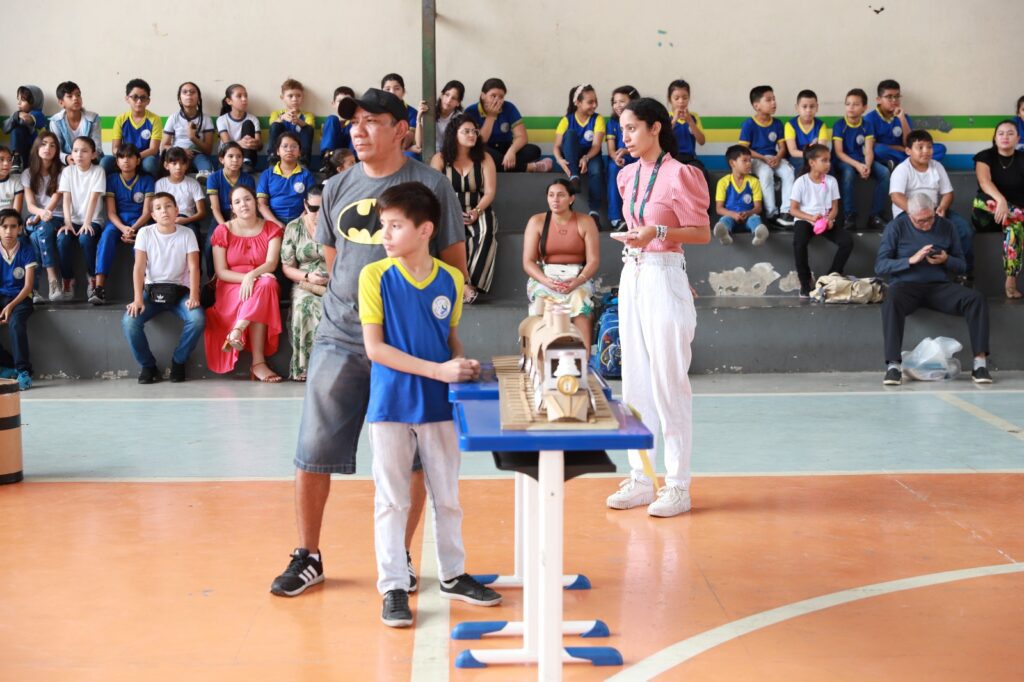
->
<box><xmin>335</xmin><ymin>197</ymin><xmax>383</xmax><ymax>244</ymax></box>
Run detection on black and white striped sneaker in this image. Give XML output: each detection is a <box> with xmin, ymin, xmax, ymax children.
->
<box><xmin>439</xmin><ymin>573</ymin><xmax>502</xmax><ymax>606</ymax></box>
<box><xmin>406</xmin><ymin>551</ymin><xmax>418</xmax><ymax>593</ymax></box>
<box><xmin>270</xmin><ymin>548</ymin><xmax>324</xmax><ymax>597</ymax></box>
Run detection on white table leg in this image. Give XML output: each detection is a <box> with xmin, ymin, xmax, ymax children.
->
<box><xmin>537</xmin><ymin>449</ymin><xmax>565</xmax><ymax>681</ymax></box>
<box><xmin>523</xmin><ymin>468</ymin><xmax>538</xmax><ymax>655</ymax></box>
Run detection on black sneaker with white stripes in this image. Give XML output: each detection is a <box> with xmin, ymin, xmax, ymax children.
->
<box><xmin>270</xmin><ymin>548</ymin><xmax>324</xmax><ymax>597</ymax></box>
<box><xmin>406</xmin><ymin>551</ymin><xmax>418</xmax><ymax>593</ymax></box>
<box><xmin>381</xmin><ymin>589</ymin><xmax>413</xmax><ymax>627</ymax></box>
<box><xmin>439</xmin><ymin>573</ymin><xmax>502</xmax><ymax>606</ymax></box>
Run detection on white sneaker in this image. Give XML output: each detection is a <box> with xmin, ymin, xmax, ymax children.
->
<box><xmin>647</xmin><ymin>486</ymin><xmax>691</xmax><ymax>517</ymax></box>
<box><xmin>48</xmin><ymin>280</ymin><xmax>62</xmax><ymax>302</ymax></box>
<box><xmin>713</xmin><ymin>221</ymin><xmax>733</xmax><ymax>245</ymax></box>
<box><xmin>751</xmin><ymin>224</ymin><xmax>770</xmax><ymax>246</ymax></box>
<box><xmin>606</xmin><ymin>477</ymin><xmax>655</xmax><ymax>510</ymax></box>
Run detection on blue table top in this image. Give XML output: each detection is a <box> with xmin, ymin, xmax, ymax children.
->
<box><xmin>453</xmin><ymin>399</ymin><xmax>653</xmax><ymax>452</ymax></box>
<box><xmin>449</xmin><ymin>364</ymin><xmax>613</xmax><ymax>402</ymax></box>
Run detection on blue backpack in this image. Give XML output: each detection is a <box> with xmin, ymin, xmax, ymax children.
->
<box><xmin>590</xmin><ymin>292</ymin><xmax>621</xmax><ymax>378</ymax></box>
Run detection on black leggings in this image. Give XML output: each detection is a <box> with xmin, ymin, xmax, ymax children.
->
<box><xmin>792</xmin><ymin>220</ymin><xmax>854</xmax><ymax>288</ymax></box>
<box><xmin>486</xmin><ymin>142</ymin><xmax>541</xmax><ymax>172</ymax></box>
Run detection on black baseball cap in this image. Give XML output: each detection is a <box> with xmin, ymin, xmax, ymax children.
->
<box><xmin>338</xmin><ymin>88</ymin><xmax>407</xmax><ymax>122</ymax></box>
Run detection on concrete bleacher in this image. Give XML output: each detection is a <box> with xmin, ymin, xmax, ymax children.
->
<box><xmin>21</xmin><ymin>167</ymin><xmax>1024</xmax><ymax>379</ymax></box>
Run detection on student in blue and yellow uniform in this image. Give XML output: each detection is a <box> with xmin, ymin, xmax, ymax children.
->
<box><xmin>95</xmin><ymin>144</ymin><xmax>154</xmax><ymax>305</ymax></box>
<box><xmin>269</xmin><ymin>79</ymin><xmax>316</xmax><ymax>168</ymax></box>
<box><xmin>320</xmin><ymin>86</ymin><xmax>357</xmax><ymax>171</ymax></box>
<box><xmin>833</xmin><ymin>88</ymin><xmax>889</xmax><ymax>230</ymax></box>
<box><xmin>358</xmin><ymin>181</ymin><xmax>500</xmax><ymax>627</ymax></box>
<box><xmin>784</xmin><ymin>89</ymin><xmax>830</xmax><ymax>172</ymax></box>
<box><xmin>381</xmin><ymin>74</ymin><xmax>421</xmax><ymax>160</ymax></box>
<box><xmin>713</xmin><ymin>145</ymin><xmax>767</xmax><ymax>246</ymax></box>
<box><xmin>1016</xmin><ymin>96</ymin><xmax>1024</xmax><ymax>152</ymax></box>
<box><xmin>667</xmin><ymin>79</ymin><xmax>713</xmax><ymax>213</ymax></box>
<box><xmin>606</xmin><ymin>85</ymin><xmax>640</xmax><ymax>229</ymax></box>
<box><xmin>257</xmin><ymin>132</ymin><xmax>315</xmax><ymax>227</ymax></box>
<box><xmin>554</xmin><ymin>84</ymin><xmax>606</xmax><ymax>221</ymax></box>
<box><xmin>866</xmin><ymin>79</ymin><xmax>946</xmax><ymax>167</ymax></box>
<box><xmin>102</xmin><ymin>79</ymin><xmax>162</xmax><ymax>177</ymax></box>
<box><xmin>739</xmin><ymin>85</ymin><xmax>795</xmax><ymax>227</ymax></box>
<box><xmin>0</xmin><ymin>208</ymin><xmax>37</xmax><ymax>390</ymax></box>
<box><xmin>464</xmin><ymin>78</ymin><xmax>550</xmax><ymax>173</ymax></box>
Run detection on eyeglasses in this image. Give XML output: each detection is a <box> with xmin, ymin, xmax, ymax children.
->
<box><xmin>881</xmin><ymin>94</ymin><xmax>902</xmax><ymax>101</ymax></box>
<box><xmin>305</xmin><ymin>203</ymin><xmax>321</xmax><ymax>213</ymax></box>
<box><xmin>127</xmin><ymin>95</ymin><xmax>150</xmax><ymax>102</ymax></box>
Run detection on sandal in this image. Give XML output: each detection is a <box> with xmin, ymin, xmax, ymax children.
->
<box><xmin>250</xmin><ymin>361</ymin><xmax>282</xmax><ymax>383</ymax></box>
<box><xmin>222</xmin><ymin>325</ymin><xmax>246</xmax><ymax>352</ymax></box>
<box><xmin>1005</xmin><ymin>282</ymin><xmax>1023</xmax><ymax>299</ymax></box>
<box><xmin>463</xmin><ymin>285</ymin><xmax>479</xmax><ymax>304</ymax></box>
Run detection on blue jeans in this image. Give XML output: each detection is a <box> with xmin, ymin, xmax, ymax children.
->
<box><xmin>874</xmin><ymin>142</ymin><xmax>947</xmax><ymax>165</ymax></box>
<box><xmin>0</xmin><ymin>296</ymin><xmax>32</xmax><ymax>374</ymax></box>
<box><xmin>836</xmin><ymin>160</ymin><xmax>890</xmax><ymax>218</ymax></box>
<box><xmin>121</xmin><ymin>292</ymin><xmax>206</xmax><ymax>368</ymax></box>
<box><xmin>9</xmin><ymin>124</ymin><xmax>35</xmax><ymax>164</ymax></box>
<box><xmin>717</xmin><ymin>214</ymin><xmax>764</xmax><ymax>233</ymax></box>
<box><xmin>561</xmin><ymin>134</ymin><xmax>605</xmax><ymax>212</ymax></box>
<box><xmin>100</xmin><ymin>155</ymin><xmax>162</xmax><ymax>177</ymax></box>
<box><xmin>607</xmin><ymin>156</ymin><xmax>637</xmax><ymax>222</ymax></box>
<box><xmin>97</xmin><ymin>221</ymin><xmax>134</xmax><ymax>276</ymax></box>
<box><xmin>25</xmin><ymin>217</ymin><xmax>59</xmax><ymax>269</ymax></box>
<box><xmin>56</xmin><ymin>223</ymin><xmax>100</xmax><ymax>280</ymax></box>
<box><xmin>190</xmin><ymin>153</ymin><xmax>214</xmax><ymax>173</ymax></box>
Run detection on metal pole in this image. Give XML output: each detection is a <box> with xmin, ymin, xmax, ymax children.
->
<box><xmin>421</xmin><ymin>0</ymin><xmax>437</xmax><ymax>157</ymax></box>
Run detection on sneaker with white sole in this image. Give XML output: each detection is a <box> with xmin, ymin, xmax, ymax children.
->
<box><xmin>381</xmin><ymin>589</ymin><xmax>413</xmax><ymax>627</ymax></box>
<box><xmin>269</xmin><ymin>548</ymin><xmax>324</xmax><ymax>597</ymax></box>
<box><xmin>647</xmin><ymin>485</ymin><xmax>691</xmax><ymax>517</ymax></box>
<box><xmin>439</xmin><ymin>573</ymin><xmax>502</xmax><ymax>606</ymax></box>
<box><xmin>606</xmin><ymin>476</ymin><xmax>656</xmax><ymax>510</ymax></box>
<box><xmin>713</xmin><ymin>221</ymin><xmax>733</xmax><ymax>245</ymax></box>
<box><xmin>751</xmin><ymin>224</ymin><xmax>770</xmax><ymax>246</ymax></box>
<box><xmin>48</xmin><ymin>279</ymin><xmax>62</xmax><ymax>302</ymax></box>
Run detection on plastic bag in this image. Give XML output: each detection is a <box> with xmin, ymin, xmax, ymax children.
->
<box><xmin>901</xmin><ymin>336</ymin><xmax>963</xmax><ymax>381</ymax></box>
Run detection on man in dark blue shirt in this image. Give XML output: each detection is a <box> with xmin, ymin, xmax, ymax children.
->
<box><xmin>875</xmin><ymin>192</ymin><xmax>992</xmax><ymax>386</ymax></box>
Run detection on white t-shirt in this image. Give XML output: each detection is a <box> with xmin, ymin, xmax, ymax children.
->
<box><xmin>155</xmin><ymin>176</ymin><xmax>205</xmax><ymax>217</ymax></box>
<box><xmin>134</xmin><ymin>224</ymin><xmax>199</xmax><ymax>286</ymax></box>
<box><xmin>889</xmin><ymin>159</ymin><xmax>954</xmax><ymax>217</ymax></box>
<box><xmin>57</xmin><ymin>164</ymin><xmax>106</xmax><ymax>225</ymax></box>
<box><xmin>163</xmin><ymin>111</ymin><xmax>215</xmax><ymax>151</ymax></box>
<box><xmin>21</xmin><ymin>169</ymin><xmax>64</xmax><ymax>219</ymax></box>
<box><xmin>789</xmin><ymin>173</ymin><xmax>841</xmax><ymax>216</ymax></box>
<box><xmin>216</xmin><ymin>113</ymin><xmax>260</xmax><ymax>142</ymax></box>
<box><xmin>0</xmin><ymin>174</ymin><xmax>23</xmax><ymax>211</ymax></box>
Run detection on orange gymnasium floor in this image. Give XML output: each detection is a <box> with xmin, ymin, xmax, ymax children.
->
<box><xmin>1</xmin><ymin>374</ymin><xmax>1022</xmax><ymax>681</ymax></box>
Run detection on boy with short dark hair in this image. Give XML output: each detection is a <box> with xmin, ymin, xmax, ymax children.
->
<box><xmin>101</xmin><ymin>78</ymin><xmax>163</xmax><ymax>177</ymax></box>
<box><xmin>49</xmin><ymin>81</ymin><xmax>103</xmax><ymax>166</ymax></box>
<box><xmin>713</xmin><ymin>145</ymin><xmax>766</xmax><ymax>246</ymax></box>
<box><xmin>155</xmin><ymin>147</ymin><xmax>207</xmax><ymax>247</ymax></box>
<box><xmin>889</xmin><ymin>129</ymin><xmax>974</xmax><ymax>281</ymax></box>
<box><xmin>0</xmin><ymin>209</ymin><xmax>36</xmax><ymax>390</ymax></box>
<box><xmin>739</xmin><ymin>85</ymin><xmax>795</xmax><ymax>227</ymax></box>
<box><xmin>866</xmin><ymin>79</ymin><xmax>946</xmax><ymax>168</ymax></box>
<box><xmin>320</xmin><ymin>86</ymin><xmax>356</xmax><ymax>174</ymax></box>
<box><xmin>784</xmin><ymin>89</ymin><xmax>830</xmax><ymax>167</ymax></box>
<box><xmin>95</xmin><ymin>144</ymin><xmax>155</xmax><ymax>304</ymax></box>
<box><xmin>358</xmin><ymin>180</ymin><xmax>500</xmax><ymax>628</ymax></box>
<box><xmin>0</xmin><ymin>146</ymin><xmax>24</xmax><ymax>213</ymax></box>
<box><xmin>122</xmin><ymin>192</ymin><xmax>204</xmax><ymax>384</ymax></box>
<box><xmin>3</xmin><ymin>86</ymin><xmax>46</xmax><ymax>173</ymax></box>
<box><xmin>269</xmin><ymin>79</ymin><xmax>315</xmax><ymax>167</ymax></box>
<box><xmin>833</xmin><ymin>88</ymin><xmax>890</xmax><ymax>230</ymax></box>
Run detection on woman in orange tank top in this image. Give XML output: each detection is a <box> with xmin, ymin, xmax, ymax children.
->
<box><xmin>522</xmin><ymin>178</ymin><xmax>600</xmax><ymax>341</ymax></box>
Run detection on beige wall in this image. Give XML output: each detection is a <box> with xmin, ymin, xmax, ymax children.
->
<box><xmin>6</xmin><ymin>0</ymin><xmax>1018</xmax><ymax>117</ymax></box>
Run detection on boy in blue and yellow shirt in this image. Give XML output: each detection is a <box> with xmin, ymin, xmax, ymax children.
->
<box><xmin>0</xmin><ymin>209</ymin><xmax>37</xmax><ymax>390</ymax></box>
<box><xmin>713</xmin><ymin>145</ymin><xmax>766</xmax><ymax>246</ymax></box>
<box><xmin>865</xmin><ymin>79</ymin><xmax>946</xmax><ymax>167</ymax></box>
<box><xmin>101</xmin><ymin>79</ymin><xmax>163</xmax><ymax>177</ymax></box>
<box><xmin>784</xmin><ymin>89</ymin><xmax>830</xmax><ymax>171</ymax></box>
<box><xmin>833</xmin><ymin>88</ymin><xmax>890</xmax><ymax>230</ymax></box>
<box><xmin>358</xmin><ymin>181</ymin><xmax>500</xmax><ymax>628</ymax></box>
<box><xmin>739</xmin><ymin>85</ymin><xmax>795</xmax><ymax>227</ymax></box>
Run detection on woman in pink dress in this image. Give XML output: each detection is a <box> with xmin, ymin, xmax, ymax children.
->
<box><xmin>204</xmin><ymin>184</ymin><xmax>284</xmax><ymax>382</ymax></box>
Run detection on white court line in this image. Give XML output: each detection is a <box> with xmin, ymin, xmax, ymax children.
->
<box><xmin>23</xmin><ymin>469</ymin><xmax>1024</xmax><ymax>484</ymax></box>
<box><xmin>411</xmin><ymin>506</ymin><xmax>450</xmax><ymax>682</ymax></box>
<box><xmin>936</xmin><ymin>393</ymin><xmax>1024</xmax><ymax>442</ymax></box>
<box><xmin>607</xmin><ymin>561</ymin><xmax>1024</xmax><ymax>681</ymax></box>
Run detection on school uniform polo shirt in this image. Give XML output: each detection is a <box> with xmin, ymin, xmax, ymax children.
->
<box><xmin>269</xmin><ymin>109</ymin><xmax>315</xmax><ymax>134</ymax></box>
<box><xmin>715</xmin><ymin>174</ymin><xmax>763</xmax><ymax>213</ymax></box>
<box><xmin>832</xmin><ymin>116</ymin><xmax>875</xmax><ymax>163</ymax></box>
<box><xmin>105</xmin><ymin>172</ymin><xmax>154</xmax><ymax>224</ymax></box>
<box><xmin>672</xmin><ymin>112</ymin><xmax>704</xmax><ymax>156</ymax></box>
<box><xmin>464</xmin><ymin>101</ymin><xmax>524</xmax><ymax>148</ymax></box>
<box><xmin>784</xmin><ymin>117</ymin><xmax>830</xmax><ymax>149</ymax></box>
<box><xmin>0</xmin><ymin>241</ymin><xmax>38</xmax><ymax>297</ymax></box>
<box><xmin>206</xmin><ymin>170</ymin><xmax>256</xmax><ymax>215</ymax></box>
<box><xmin>864</xmin><ymin>107</ymin><xmax>910</xmax><ymax>148</ymax></box>
<box><xmin>555</xmin><ymin>113</ymin><xmax>607</xmax><ymax>150</ymax></box>
<box><xmin>739</xmin><ymin>116</ymin><xmax>784</xmax><ymax>157</ymax></box>
<box><xmin>358</xmin><ymin>257</ymin><xmax>464</xmax><ymax>424</ymax></box>
<box><xmin>111</xmin><ymin>110</ymin><xmax>163</xmax><ymax>150</ymax></box>
<box><xmin>256</xmin><ymin>163</ymin><xmax>314</xmax><ymax>222</ymax></box>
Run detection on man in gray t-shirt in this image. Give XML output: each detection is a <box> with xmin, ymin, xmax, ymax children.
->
<box><xmin>271</xmin><ymin>89</ymin><xmax>468</xmax><ymax>598</ymax></box>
